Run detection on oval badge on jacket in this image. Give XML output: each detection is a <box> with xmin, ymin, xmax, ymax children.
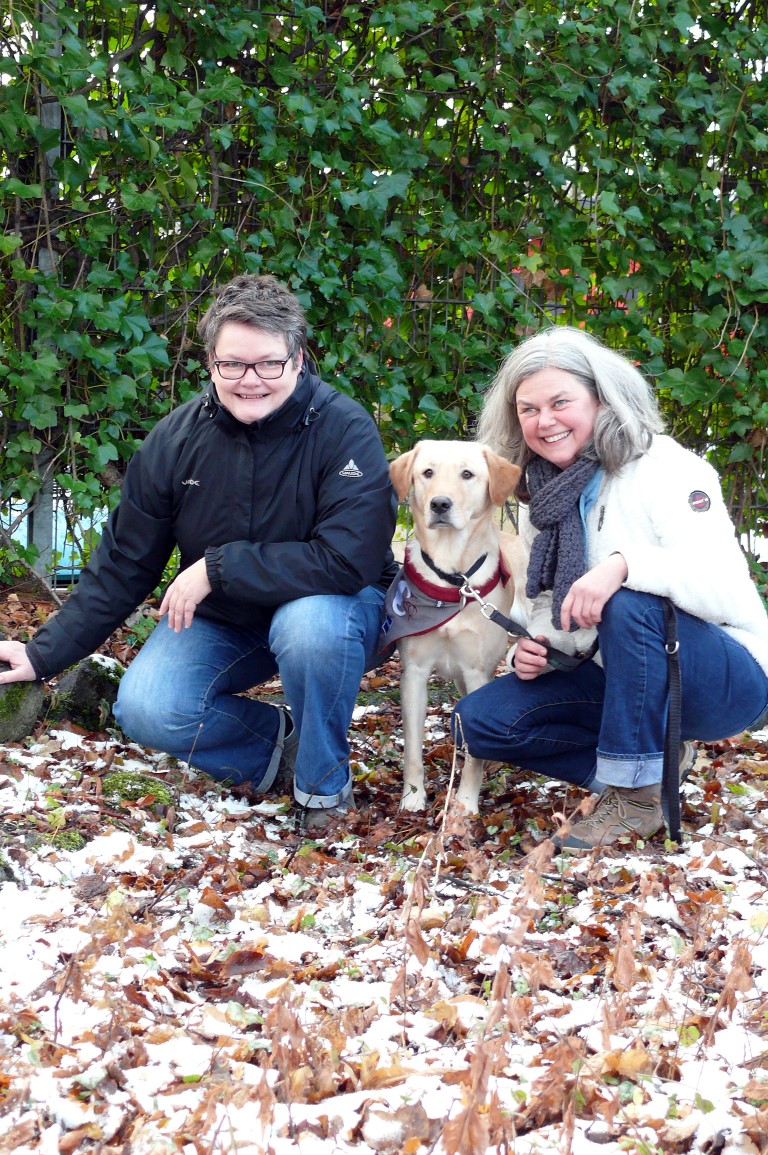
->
<box><xmin>688</xmin><ymin>490</ymin><xmax>710</xmax><ymax>512</ymax></box>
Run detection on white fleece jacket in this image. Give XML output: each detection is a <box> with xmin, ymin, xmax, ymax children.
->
<box><xmin>520</xmin><ymin>435</ymin><xmax>768</xmax><ymax>676</ymax></box>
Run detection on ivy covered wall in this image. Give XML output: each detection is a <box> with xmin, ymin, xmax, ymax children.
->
<box><xmin>1</xmin><ymin>0</ymin><xmax>767</xmax><ymax>570</ymax></box>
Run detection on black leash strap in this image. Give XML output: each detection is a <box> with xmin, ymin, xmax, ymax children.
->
<box><xmin>661</xmin><ymin>598</ymin><xmax>683</xmax><ymax>845</ymax></box>
<box><xmin>483</xmin><ymin>604</ymin><xmax>598</xmax><ymax>671</ymax></box>
<box><xmin>461</xmin><ymin>586</ymin><xmax>598</xmax><ymax>672</ymax></box>
<box><xmin>420</xmin><ymin>549</ymin><xmax>598</xmax><ymax>673</ymax></box>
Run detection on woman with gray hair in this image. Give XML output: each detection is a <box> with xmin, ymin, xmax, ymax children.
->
<box><xmin>0</xmin><ymin>274</ymin><xmax>398</xmax><ymax>830</ymax></box>
<box><xmin>453</xmin><ymin>326</ymin><xmax>768</xmax><ymax>850</ymax></box>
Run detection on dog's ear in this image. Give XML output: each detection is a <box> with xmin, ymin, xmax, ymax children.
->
<box><xmin>390</xmin><ymin>447</ymin><xmax>419</xmax><ymax>501</ymax></box>
<box><xmin>483</xmin><ymin>448</ymin><xmax>522</xmax><ymax>506</ymax></box>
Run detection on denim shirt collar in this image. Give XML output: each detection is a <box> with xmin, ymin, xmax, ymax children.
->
<box><xmin>579</xmin><ymin>467</ymin><xmax>604</xmax><ymax>523</ymax></box>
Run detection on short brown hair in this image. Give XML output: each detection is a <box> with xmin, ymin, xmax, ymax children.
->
<box><xmin>198</xmin><ymin>274</ymin><xmax>307</xmax><ymax>361</ymax></box>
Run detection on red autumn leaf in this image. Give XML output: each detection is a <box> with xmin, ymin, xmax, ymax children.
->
<box><xmin>199</xmin><ymin>887</ymin><xmax>234</xmax><ymax>917</ymax></box>
<box><xmin>220</xmin><ymin>948</ymin><xmax>270</xmax><ymax>976</ymax></box>
<box><xmin>405</xmin><ymin>916</ymin><xmax>430</xmax><ymax>966</ymax></box>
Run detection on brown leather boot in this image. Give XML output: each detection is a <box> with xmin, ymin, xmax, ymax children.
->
<box><xmin>554</xmin><ymin>784</ymin><xmax>663</xmax><ymax>851</ymax></box>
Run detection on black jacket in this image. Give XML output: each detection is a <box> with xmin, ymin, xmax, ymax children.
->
<box><xmin>27</xmin><ymin>360</ymin><xmax>399</xmax><ymax>678</ymax></box>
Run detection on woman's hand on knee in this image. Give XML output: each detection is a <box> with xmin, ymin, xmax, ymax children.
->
<box><xmin>560</xmin><ymin>554</ymin><xmax>627</xmax><ymax>630</ymax></box>
<box><xmin>159</xmin><ymin>558</ymin><xmax>212</xmax><ymax>632</ymax></box>
<box><xmin>513</xmin><ymin>636</ymin><xmax>550</xmax><ymax>680</ymax></box>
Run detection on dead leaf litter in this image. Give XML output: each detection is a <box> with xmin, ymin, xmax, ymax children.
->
<box><xmin>1</xmin><ymin>646</ymin><xmax>768</xmax><ymax>1154</ymax></box>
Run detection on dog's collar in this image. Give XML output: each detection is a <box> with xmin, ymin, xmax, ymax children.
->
<box><xmin>404</xmin><ymin>548</ymin><xmax>509</xmax><ymax>603</ymax></box>
<box><xmin>419</xmin><ymin>549</ymin><xmax>487</xmax><ymax>587</ymax></box>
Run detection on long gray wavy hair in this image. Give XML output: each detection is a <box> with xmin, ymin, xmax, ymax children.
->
<box><xmin>476</xmin><ymin>326</ymin><xmax>664</xmax><ymax>477</ymax></box>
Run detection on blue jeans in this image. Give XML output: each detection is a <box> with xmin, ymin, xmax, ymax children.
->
<box><xmin>114</xmin><ymin>587</ymin><xmax>386</xmax><ymax>807</ymax></box>
<box><xmin>453</xmin><ymin>588</ymin><xmax>768</xmax><ymax>790</ymax></box>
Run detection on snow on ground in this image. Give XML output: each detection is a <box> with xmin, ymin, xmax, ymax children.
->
<box><xmin>1</xmin><ymin>697</ymin><xmax>767</xmax><ymax>1154</ymax></box>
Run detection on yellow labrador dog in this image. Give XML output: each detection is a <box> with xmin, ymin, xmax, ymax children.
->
<box><xmin>385</xmin><ymin>440</ymin><xmax>528</xmax><ymax>813</ymax></box>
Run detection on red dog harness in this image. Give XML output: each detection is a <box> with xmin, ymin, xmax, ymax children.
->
<box><xmin>380</xmin><ymin>548</ymin><xmax>510</xmax><ymax>649</ymax></box>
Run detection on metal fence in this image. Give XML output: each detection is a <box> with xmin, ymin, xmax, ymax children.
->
<box><xmin>2</xmin><ymin>485</ymin><xmax>106</xmax><ymax>586</ymax></box>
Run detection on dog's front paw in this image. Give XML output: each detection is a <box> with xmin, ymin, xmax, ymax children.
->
<box><xmin>400</xmin><ymin>786</ymin><xmax>427</xmax><ymax>812</ymax></box>
<box><xmin>453</xmin><ymin>786</ymin><xmax>481</xmax><ymax>814</ymax></box>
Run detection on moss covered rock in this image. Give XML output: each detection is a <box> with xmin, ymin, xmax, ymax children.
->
<box><xmin>0</xmin><ymin>663</ymin><xmax>45</xmax><ymax>743</ymax></box>
<box><xmin>50</xmin><ymin>655</ymin><xmax>125</xmax><ymax>732</ymax></box>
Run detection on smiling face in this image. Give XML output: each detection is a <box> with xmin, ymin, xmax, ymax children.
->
<box><xmin>515</xmin><ymin>367</ymin><xmax>600</xmax><ymax>469</ymax></box>
<box><xmin>210</xmin><ymin>322</ymin><xmax>304</xmax><ymax>424</ymax></box>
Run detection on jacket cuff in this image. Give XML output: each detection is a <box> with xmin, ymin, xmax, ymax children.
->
<box><xmin>25</xmin><ymin>641</ymin><xmax>49</xmax><ymax>682</ymax></box>
<box><xmin>205</xmin><ymin>547</ymin><xmax>223</xmax><ymax>593</ymax></box>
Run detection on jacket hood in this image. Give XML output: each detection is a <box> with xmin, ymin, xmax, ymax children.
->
<box><xmin>201</xmin><ymin>355</ymin><xmax>334</xmax><ymax>440</ymax></box>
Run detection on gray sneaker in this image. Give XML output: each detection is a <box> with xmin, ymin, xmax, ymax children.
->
<box><xmin>272</xmin><ymin>707</ymin><xmax>298</xmax><ymax>794</ymax></box>
<box><xmin>554</xmin><ymin>784</ymin><xmax>663</xmax><ymax>851</ymax></box>
<box><xmin>679</xmin><ymin>740</ymin><xmax>698</xmax><ymax>783</ymax></box>
<box><xmin>301</xmin><ymin>794</ymin><xmax>356</xmax><ymax>832</ymax></box>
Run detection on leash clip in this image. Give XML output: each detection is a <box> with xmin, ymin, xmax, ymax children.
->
<box><xmin>460</xmin><ymin>579</ymin><xmax>481</xmax><ymax>603</ymax></box>
<box><xmin>460</xmin><ymin>579</ymin><xmax>499</xmax><ymax>621</ymax></box>
<box><xmin>464</xmin><ymin>575</ymin><xmax>597</xmax><ymax>672</ymax></box>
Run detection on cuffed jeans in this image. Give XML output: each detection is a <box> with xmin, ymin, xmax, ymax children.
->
<box><xmin>113</xmin><ymin>586</ymin><xmax>386</xmax><ymax>808</ymax></box>
<box><xmin>453</xmin><ymin>588</ymin><xmax>768</xmax><ymax>791</ymax></box>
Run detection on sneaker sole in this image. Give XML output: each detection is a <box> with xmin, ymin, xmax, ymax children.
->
<box><xmin>300</xmin><ymin>798</ymin><xmax>356</xmax><ymax>832</ymax></box>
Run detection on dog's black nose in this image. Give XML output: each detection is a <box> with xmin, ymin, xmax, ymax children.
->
<box><xmin>430</xmin><ymin>495</ymin><xmax>453</xmax><ymax>514</ymax></box>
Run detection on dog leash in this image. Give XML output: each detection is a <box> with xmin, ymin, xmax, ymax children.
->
<box><xmin>661</xmin><ymin>598</ymin><xmax>683</xmax><ymax>846</ymax></box>
<box><xmin>420</xmin><ymin>550</ymin><xmax>597</xmax><ymax>672</ymax></box>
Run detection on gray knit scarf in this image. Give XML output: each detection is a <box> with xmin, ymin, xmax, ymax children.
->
<box><xmin>525</xmin><ymin>456</ymin><xmax>599</xmax><ymax>631</ymax></box>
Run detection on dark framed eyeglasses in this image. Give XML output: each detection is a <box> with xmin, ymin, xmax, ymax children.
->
<box><xmin>213</xmin><ymin>358</ymin><xmax>291</xmax><ymax>381</ymax></box>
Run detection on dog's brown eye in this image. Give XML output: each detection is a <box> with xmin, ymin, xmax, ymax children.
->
<box><xmin>422</xmin><ymin>468</ymin><xmax>434</xmax><ymax>478</ymax></box>
<box><xmin>461</xmin><ymin>470</ymin><xmax>474</xmax><ymax>480</ymax></box>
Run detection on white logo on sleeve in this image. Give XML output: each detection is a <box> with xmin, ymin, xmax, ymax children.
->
<box><xmin>339</xmin><ymin>459</ymin><xmax>363</xmax><ymax>477</ymax></box>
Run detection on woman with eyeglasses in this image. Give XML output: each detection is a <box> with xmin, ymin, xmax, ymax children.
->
<box><xmin>0</xmin><ymin>274</ymin><xmax>398</xmax><ymax>829</ymax></box>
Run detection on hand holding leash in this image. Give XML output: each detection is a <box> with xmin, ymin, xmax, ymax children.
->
<box><xmin>460</xmin><ymin>578</ymin><xmax>596</xmax><ymax>672</ymax></box>
<box><xmin>513</xmin><ymin>635</ymin><xmax>550</xmax><ymax>680</ymax></box>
